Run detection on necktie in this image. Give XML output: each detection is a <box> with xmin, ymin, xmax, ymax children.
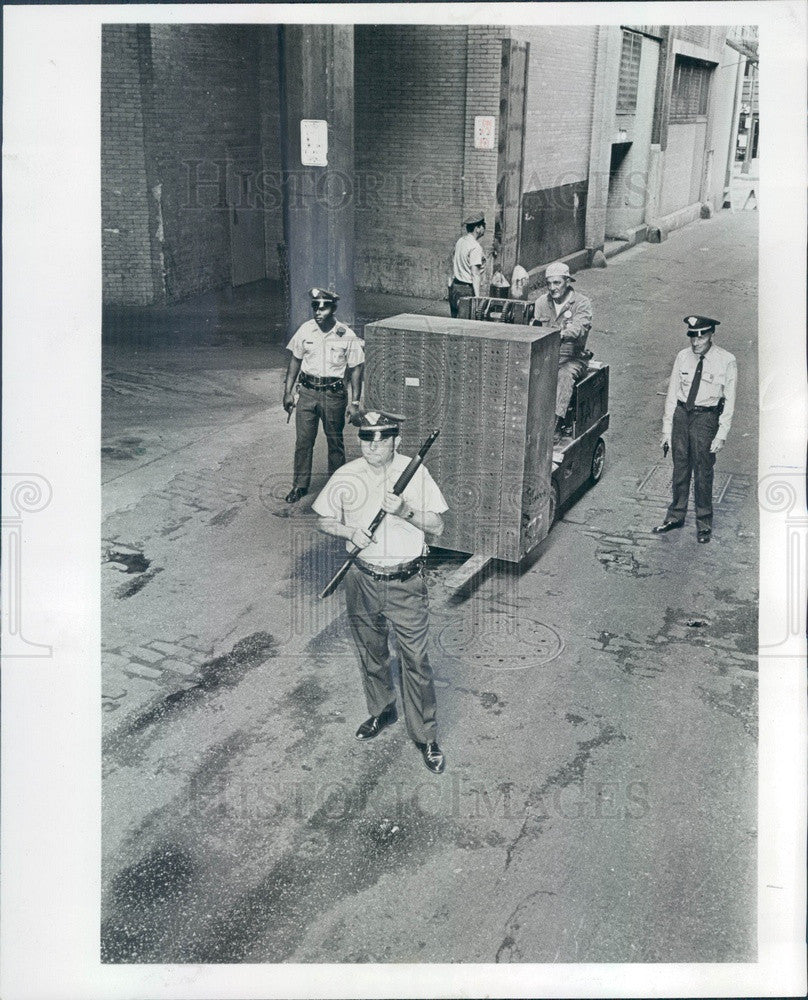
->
<box><xmin>685</xmin><ymin>356</ymin><xmax>704</xmax><ymax>411</ymax></box>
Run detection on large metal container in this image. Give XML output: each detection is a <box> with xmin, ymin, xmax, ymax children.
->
<box><xmin>363</xmin><ymin>313</ymin><xmax>560</xmax><ymax>562</ymax></box>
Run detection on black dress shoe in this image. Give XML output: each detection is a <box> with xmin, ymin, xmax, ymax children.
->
<box><xmin>355</xmin><ymin>703</ymin><xmax>398</xmax><ymax>741</ymax></box>
<box><xmin>284</xmin><ymin>487</ymin><xmax>308</xmax><ymax>504</ymax></box>
<box><xmin>417</xmin><ymin>741</ymin><xmax>446</xmax><ymax>774</ymax></box>
<box><xmin>652</xmin><ymin>520</ymin><xmax>684</xmax><ymax>534</ymax></box>
<box><xmin>697</xmin><ymin>530</ymin><xmax>712</xmax><ymax>544</ymax></box>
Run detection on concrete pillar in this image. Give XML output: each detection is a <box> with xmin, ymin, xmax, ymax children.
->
<box><xmin>461</xmin><ymin>26</ymin><xmax>502</xmax><ymax>285</ymax></box>
<box><xmin>585</xmin><ymin>26</ymin><xmax>621</xmax><ymax>251</ymax></box>
<box><xmin>279</xmin><ymin>25</ymin><xmax>355</xmax><ymax>339</ymax></box>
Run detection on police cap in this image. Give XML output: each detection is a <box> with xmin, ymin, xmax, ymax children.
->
<box><xmin>357</xmin><ymin>410</ymin><xmax>405</xmax><ymax>442</ymax></box>
<box><xmin>463</xmin><ymin>211</ymin><xmax>485</xmax><ymax>228</ymax></box>
<box><xmin>310</xmin><ymin>287</ymin><xmax>339</xmax><ymax>305</ymax></box>
<box><xmin>684</xmin><ymin>315</ymin><xmax>720</xmax><ymax>336</ymax></box>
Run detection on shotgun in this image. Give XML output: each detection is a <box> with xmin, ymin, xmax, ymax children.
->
<box><xmin>319</xmin><ymin>429</ymin><xmax>440</xmax><ymax>599</ymax></box>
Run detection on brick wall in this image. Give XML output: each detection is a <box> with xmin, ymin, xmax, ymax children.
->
<box><xmin>145</xmin><ymin>25</ymin><xmax>263</xmax><ymax>300</ymax></box>
<box><xmin>101</xmin><ymin>25</ymin><xmax>154</xmax><ymax>305</ymax></box>
<box><xmin>354</xmin><ymin>25</ymin><xmax>469</xmax><ymax>299</ymax></box>
<box><xmin>515</xmin><ymin>25</ymin><xmax>599</xmax><ymax>191</ymax></box>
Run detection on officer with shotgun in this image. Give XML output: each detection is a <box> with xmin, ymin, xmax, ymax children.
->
<box><xmin>312</xmin><ymin>412</ymin><xmax>448</xmax><ymax>774</ymax></box>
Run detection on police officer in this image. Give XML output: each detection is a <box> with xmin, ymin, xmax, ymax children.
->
<box><xmin>312</xmin><ymin>411</ymin><xmax>449</xmax><ymax>774</ymax></box>
<box><xmin>283</xmin><ymin>288</ymin><xmax>365</xmax><ymax>504</ymax></box>
<box><xmin>532</xmin><ymin>261</ymin><xmax>594</xmax><ymax>443</ymax></box>
<box><xmin>653</xmin><ymin>315</ymin><xmax>737</xmax><ymax>543</ymax></box>
<box><xmin>449</xmin><ymin>212</ymin><xmax>487</xmax><ymax>317</ymax></box>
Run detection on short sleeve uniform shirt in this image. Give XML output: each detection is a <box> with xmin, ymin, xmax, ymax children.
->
<box><xmin>312</xmin><ymin>453</ymin><xmax>449</xmax><ymax>566</ymax></box>
<box><xmin>287</xmin><ymin>319</ymin><xmax>365</xmax><ymax>378</ymax></box>
<box><xmin>452</xmin><ymin>234</ymin><xmax>486</xmax><ymax>284</ymax></box>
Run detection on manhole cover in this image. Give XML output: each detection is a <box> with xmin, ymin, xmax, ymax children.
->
<box><xmin>435</xmin><ymin>612</ymin><xmax>563</xmax><ymax>670</ymax></box>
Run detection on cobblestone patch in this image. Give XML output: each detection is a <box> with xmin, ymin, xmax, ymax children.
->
<box><xmin>582</xmin><ymin>527</ymin><xmax>660</xmax><ymax>578</ymax></box>
<box><xmin>104</xmin><ymin>464</ymin><xmax>252</xmax><ymax>544</ymax></box>
<box><xmin>103</xmin><ymin>635</ymin><xmax>216</xmax><ymax>711</ymax></box>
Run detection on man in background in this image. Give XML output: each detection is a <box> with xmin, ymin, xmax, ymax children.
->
<box><xmin>449</xmin><ymin>212</ymin><xmax>487</xmax><ymax>317</ymax></box>
<box><xmin>532</xmin><ymin>261</ymin><xmax>593</xmax><ymax>443</ymax></box>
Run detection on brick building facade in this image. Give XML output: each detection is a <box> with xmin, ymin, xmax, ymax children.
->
<box><xmin>102</xmin><ymin>22</ymin><xmax>746</xmax><ymax>325</ymax></box>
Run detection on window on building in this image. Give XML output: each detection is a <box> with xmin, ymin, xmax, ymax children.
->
<box><xmin>670</xmin><ymin>55</ymin><xmax>712</xmax><ymax>122</ymax></box>
<box><xmin>617</xmin><ymin>30</ymin><xmax>642</xmax><ymax>112</ymax></box>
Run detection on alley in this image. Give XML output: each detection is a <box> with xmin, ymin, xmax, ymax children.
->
<box><xmin>101</xmin><ymin>205</ymin><xmax>758</xmax><ymax>964</ymax></box>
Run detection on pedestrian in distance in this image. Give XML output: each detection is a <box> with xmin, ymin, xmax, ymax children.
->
<box><xmin>532</xmin><ymin>261</ymin><xmax>593</xmax><ymax>444</ymax></box>
<box><xmin>312</xmin><ymin>410</ymin><xmax>449</xmax><ymax>774</ymax></box>
<box><xmin>653</xmin><ymin>315</ymin><xmax>737</xmax><ymax>544</ymax></box>
<box><xmin>282</xmin><ymin>288</ymin><xmax>365</xmax><ymax>504</ymax></box>
<box><xmin>449</xmin><ymin>211</ymin><xmax>487</xmax><ymax>317</ymax></box>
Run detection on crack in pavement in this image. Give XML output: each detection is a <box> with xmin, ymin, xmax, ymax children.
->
<box><xmin>495</xmin><ymin>888</ymin><xmax>558</xmax><ymax>962</ymax></box>
<box><xmin>502</xmin><ymin>723</ymin><xmax>626</xmax><ymax>870</ymax></box>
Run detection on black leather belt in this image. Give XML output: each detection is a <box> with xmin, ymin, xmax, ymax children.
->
<box><xmin>300</xmin><ymin>374</ymin><xmax>345</xmax><ymax>391</ymax></box>
<box><xmin>451</xmin><ymin>279</ymin><xmax>473</xmax><ymax>287</ymax></box>
<box><xmin>355</xmin><ymin>557</ymin><xmax>424</xmax><ymax>582</ymax></box>
<box><xmin>677</xmin><ymin>400</ymin><xmax>721</xmax><ymax>413</ymax></box>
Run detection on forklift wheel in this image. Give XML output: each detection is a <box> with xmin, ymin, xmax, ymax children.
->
<box><xmin>590</xmin><ymin>437</ymin><xmax>606</xmax><ymax>485</ymax></box>
<box><xmin>548</xmin><ymin>480</ymin><xmax>560</xmax><ymax>527</ymax></box>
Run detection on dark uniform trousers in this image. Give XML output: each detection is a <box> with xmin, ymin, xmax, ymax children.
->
<box><xmin>344</xmin><ymin>565</ymin><xmax>438</xmax><ymax>744</ymax></box>
<box><xmin>667</xmin><ymin>403</ymin><xmax>720</xmax><ymax>531</ymax></box>
<box><xmin>449</xmin><ymin>279</ymin><xmax>474</xmax><ymax>318</ymax></box>
<box><xmin>293</xmin><ymin>383</ymin><xmax>347</xmax><ymax>490</ymax></box>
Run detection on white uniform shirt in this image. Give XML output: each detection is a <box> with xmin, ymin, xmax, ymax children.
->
<box><xmin>287</xmin><ymin>319</ymin><xmax>365</xmax><ymax>378</ymax></box>
<box><xmin>313</xmin><ymin>452</ymin><xmax>449</xmax><ymax>566</ymax></box>
<box><xmin>452</xmin><ymin>233</ymin><xmax>486</xmax><ymax>284</ymax></box>
<box><xmin>662</xmin><ymin>343</ymin><xmax>738</xmax><ymax>442</ymax></box>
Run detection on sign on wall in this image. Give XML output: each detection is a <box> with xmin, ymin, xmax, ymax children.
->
<box><xmin>474</xmin><ymin>116</ymin><xmax>497</xmax><ymax>150</ymax></box>
<box><xmin>300</xmin><ymin>120</ymin><xmax>328</xmax><ymax>166</ymax></box>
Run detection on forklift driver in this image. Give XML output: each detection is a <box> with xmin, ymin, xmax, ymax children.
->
<box><xmin>532</xmin><ymin>261</ymin><xmax>593</xmax><ymax>444</ymax></box>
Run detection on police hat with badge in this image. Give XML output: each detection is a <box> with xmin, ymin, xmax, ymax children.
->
<box><xmin>310</xmin><ymin>286</ymin><xmax>340</xmax><ymax>306</ymax></box>
<box><xmin>355</xmin><ymin>410</ymin><xmax>406</xmax><ymax>440</ymax></box>
<box><xmin>684</xmin><ymin>315</ymin><xmax>720</xmax><ymax>336</ymax></box>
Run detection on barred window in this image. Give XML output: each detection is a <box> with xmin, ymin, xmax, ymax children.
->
<box><xmin>670</xmin><ymin>55</ymin><xmax>711</xmax><ymax>122</ymax></box>
<box><xmin>617</xmin><ymin>30</ymin><xmax>642</xmax><ymax>112</ymax></box>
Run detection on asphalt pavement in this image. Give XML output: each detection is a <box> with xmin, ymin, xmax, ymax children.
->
<box><xmin>101</xmin><ymin>202</ymin><xmax>759</xmax><ymax>963</ymax></box>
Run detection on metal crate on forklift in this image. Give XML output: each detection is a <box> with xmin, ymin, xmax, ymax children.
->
<box><xmin>458</xmin><ymin>295</ymin><xmax>610</xmax><ymax>527</ymax></box>
<box><xmin>362</xmin><ymin>313</ymin><xmax>559</xmax><ymax>564</ymax></box>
